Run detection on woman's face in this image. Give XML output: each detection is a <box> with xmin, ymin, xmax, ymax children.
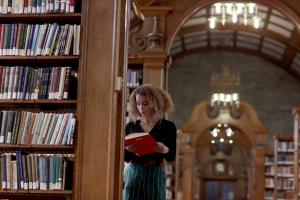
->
<box><xmin>136</xmin><ymin>94</ymin><xmax>155</xmax><ymax>119</ymax></box>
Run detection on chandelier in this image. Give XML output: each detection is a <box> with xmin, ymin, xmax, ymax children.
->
<box><xmin>208</xmin><ymin>2</ymin><xmax>261</xmax><ymax>29</ymax></box>
<box><xmin>210</xmin><ymin>123</ymin><xmax>235</xmax><ymax>144</ymax></box>
<box><xmin>207</xmin><ymin>65</ymin><xmax>242</xmax><ymax>119</ymax></box>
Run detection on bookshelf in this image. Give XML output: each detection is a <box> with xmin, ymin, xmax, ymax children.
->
<box><xmin>264</xmin><ymin>152</ymin><xmax>274</xmax><ymax>200</ymax></box>
<box><xmin>293</xmin><ymin>107</ymin><xmax>300</xmax><ymax>200</ymax></box>
<box><xmin>0</xmin><ymin>0</ymin><xmax>82</xmax><ymax>199</ymax></box>
<box><xmin>273</xmin><ymin>134</ymin><xmax>295</xmax><ymax>200</ymax></box>
<box><xmin>165</xmin><ymin>161</ymin><xmax>175</xmax><ymax>200</ymax></box>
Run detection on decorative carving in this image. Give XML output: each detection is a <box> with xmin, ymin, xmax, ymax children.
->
<box><xmin>129</xmin><ymin>34</ymin><xmax>147</xmax><ymax>52</ymax></box>
<box><xmin>211</xmin><ymin>65</ymin><xmax>240</xmax><ymax>94</ymax></box>
<box><xmin>209</xmin><ymin>143</ymin><xmax>232</xmax><ymax>156</ymax></box>
<box><xmin>206</xmin><ymin>105</ymin><xmax>220</xmax><ymax>119</ymax></box>
<box><xmin>230</xmin><ymin>105</ymin><xmax>243</xmax><ymax>119</ymax></box>
<box><xmin>147</xmin><ymin>16</ymin><xmax>164</xmax><ymax>49</ymax></box>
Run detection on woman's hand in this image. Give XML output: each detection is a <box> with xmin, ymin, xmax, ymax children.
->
<box><xmin>153</xmin><ymin>142</ymin><xmax>169</xmax><ymax>154</ymax></box>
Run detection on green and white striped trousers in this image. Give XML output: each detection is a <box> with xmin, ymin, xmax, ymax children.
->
<box><xmin>123</xmin><ymin>163</ymin><xmax>166</xmax><ymax>200</ymax></box>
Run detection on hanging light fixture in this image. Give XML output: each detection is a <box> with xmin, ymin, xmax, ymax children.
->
<box><xmin>210</xmin><ymin>123</ymin><xmax>235</xmax><ymax>144</ymax></box>
<box><xmin>207</xmin><ymin>65</ymin><xmax>243</xmax><ymax>119</ymax></box>
<box><xmin>208</xmin><ymin>2</ymin><xmax>261</xmax><ymax>29</ymax></box>
<box><xmin>210</xmin><ymin>65</ymin><xmax>240</xmax><ymax>107</ymax></box>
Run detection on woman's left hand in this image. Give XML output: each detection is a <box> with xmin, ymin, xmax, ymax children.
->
<box><xmin>154</xmin><ymin>142</ymin><xmax>169</xmax><ymax>154</ymax></box>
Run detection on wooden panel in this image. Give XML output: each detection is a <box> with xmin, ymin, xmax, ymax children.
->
<box><xmin>74</xmin><ymin>0</ymin><xmax>125</xmax><ymax>199</ymax></box>
<box><xmin>143</xmin><ymin>66</ymin><xmax>164</xmax><ymax>87</ymax></box>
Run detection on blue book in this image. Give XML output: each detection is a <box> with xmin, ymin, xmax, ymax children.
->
<box><xmin>16</xmin><ymin>151</ymin><xmax>23</xmax><ymax>189</ymax></box>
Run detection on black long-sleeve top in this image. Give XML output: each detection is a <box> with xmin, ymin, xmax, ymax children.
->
<box><xmin>124</xmin><ymin>119</ymin><xmax>177</xmax><ymax>165</ymax></box>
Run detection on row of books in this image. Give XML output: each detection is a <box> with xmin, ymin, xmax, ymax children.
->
<box><xmin>0</xmin><ymin>66</ymin><xmax>76</xmax><ymax>100</ymax></box>
<box><xmin>277</xmin><ymin>178</ymin><xmax>294</xmax><ymax>190</ymax></box>
<box><xmin>277</xmin><ymin>166</ymin><xmax>294</xmax><ymax>177</ymax></box>
<box><xmin>277</xmin><ymin>191</ymin><xmax>294</xmax><ymax>199</ymax></box>
<box><xmin>0</xmin><ymin>23</ymin><xmax>80</xmax><ymax>56</ymax></box>
<box><xmin>265</xmin><ymin>156</ymin><xmax>274</xmax><ymax>165</ymax></box>
<box><xmin>265</xmin><ymin>177</ymin><xmax>274</xmax><ymax>188</ymax></box>
<box><xmin>0</xmin><ymin>152</ymin><xmax>74</xmax><ymax>190</ymax></box>
<box><xmin>277</xmin><ymin>154</ymin><xmax>294</xmax><ymax>164</ymax></box>
<box><xmin>127</xmin><ymin>69</ymin><xmax>142</xmax><ymax>87</ymax></box>
<box><xmin>264</xmin><ymin>190</ymin><xmax>273</xmax><ymax>199</ymax></box>
<box><xmin>0</xmin><ymin>0</ymin><xmax>77</xmax><ymax>14</ymax></box>
<box><xmin>264</xmin><ymin>166</ymin><xmax>274</xmax><ymax>176</ymax></box>
<box><xmin>0</xmin><ymin>111</ymin><xmax>76</xmax><ymax>145</ymax></box>
<box><xmin>277</xmin><ymin>141</ymin><xmax>294</xmax><ymax>152</ymax></box>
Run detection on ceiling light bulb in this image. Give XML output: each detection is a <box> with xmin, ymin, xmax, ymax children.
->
<box><xmin>208</xmin><ymin>16</ymin><xmax>217</xmax><ymax>29</ymax></box>
<box><xmin>225</xmin><ymin>94</ymin><xmax>231</xmax><ymax>102</ymax></box>
<box><xmin>229</xmin><ymin>139</ymin><xmax>233</xmax><ymax>144</ymax></box>
<box><xmin>219</xmin><ymin>93</ymin><xmax>225</xmax><ymax>101</ymax></box>
<box><xmin>226</xmin><ymin>128</ymin><xmax>234</xmax><ymax>137</ymax></box>
<box><xmin>220</xmin><ymin>138</ymin><xmax>225</xmax><ymax>142</ymax></box>
<box><xmin>232</xmin><ymin>93</ymin><xmax>239</xmax><ymax>101</ymax></box>
<box><xmin>215</xmin><ymin>3</ymin><xmax>222</xmax><ymax>14</ymax></box>
<box><xmin>253</xmin><ymin>16</ymin><xmax>261</xmax><ymax>29</ymax></box>
<box><xmin>211</xmin><ymin>128</ymin><xmax>218</xmax><ymax>137</ymax></box>
<box><xmin>247</xmin><ymin>3</ymin><xmax>256</xmax><ymax>14</ymax></box>
<box><xmin>225</xmin><ymin>3</ymin><xmax>233</xmax><ymax>14</ymax></box>
<box><xmin>232</xmin><ymin>13</ymin><xmax>238</xmax><ymax>23</ymax></box>
<box><xmin>211</xmin><ymin>140</ymin><xmax>215</xmax><ymax>144</ymax></box>
<box><xmin>236</xmin><ymin>3</ymin><xmax>244</xmax><ymax>14</ymax></box>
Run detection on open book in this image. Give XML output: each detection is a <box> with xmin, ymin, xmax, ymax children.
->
<box><xmin>125</xmin><ymin>132</ymin><xmax>157</xmax><ymax>156</ymax></box>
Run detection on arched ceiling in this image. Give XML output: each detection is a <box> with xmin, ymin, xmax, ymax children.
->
<box><xmin>168</xmin><ymin>3</ymin><xmax>300</xmax><ymax>80</ymax></box>
<box><xmin>130</xmin><ymin>1</ymin><xmax>300</xmax><ymax>81</ymax></box>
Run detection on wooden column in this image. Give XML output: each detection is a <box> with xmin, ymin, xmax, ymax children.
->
<box><xmin>74</xmin><ymin>0</ymin><xmax>125</xmax><ymax>199</ymax></box>
<box><xmin>183</xmin><ymin>148</ymin><xmax>194</xmax><ymax>200</ymax></box>
<box><xmin>254</xmin><ymin>148</ymin><xmax>266</xmax><ymax>199</ymax></box>
<box><xmin>143</xmin><ymin>63</ymin><xmax>165</xmax><ymax>87</ymax></box>
<box><xmin>247</xmin><ymin>159</ymin><xmax>254</xmax><ymax>200</ymax></box>
<box><xmin>138</xmin><ymin>52</ymin><xmax>169</xmax><ymax>88</ymax></box>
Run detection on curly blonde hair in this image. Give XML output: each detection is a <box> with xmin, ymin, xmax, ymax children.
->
<box><xmin>128</xmin><ymin>84</ymin><xmax>174</xmax><ymax>122</ymax></box>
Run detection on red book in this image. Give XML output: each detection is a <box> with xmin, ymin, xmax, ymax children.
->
<box><xmin>125</xmin><ymin>132</ymin><xmax>157</xmax><ymax>156</ymax></box>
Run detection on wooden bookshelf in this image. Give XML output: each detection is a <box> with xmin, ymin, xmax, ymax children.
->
<box><xmin>293</xmin><ymin>107</ymin><xmax>300</xmax><ymax>200</ymax></box>
<box><xmin>0</xmin><ymin>56</ymin><xmax>79</xmax><ymax>65</ymax></box>
<box><xmin>0</xmin><ymin>13</ymin><xmax>81</xmax><ymax>23</ymax></box>
<box><xmin>165</xmin><ymin>162</ymin><xmax>176</xmax><ymax>200</ymax></box>
<box><xmin>264</xmin><ymin>152</ymin><xmax>275</xmax><ymax>200</ymax></box>
<box><xmin>0</xmin><ymin>1</ymin><xmax>82</xmax><ymax>199</ymax></box>
<box><xmin>0</xmin><ymin>144</ymin><xmax>74</xmax><ymax>153</ymax></box>
<box><xmin>273</xmin><ymin>134</ymin><xmax>295</xmax><ymax>200</ymax></box>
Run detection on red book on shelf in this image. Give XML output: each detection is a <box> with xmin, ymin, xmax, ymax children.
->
<box><xmin>125</xmin><ymin>132</ymin><xmax>157</xmax><ymax>156</ymax></box>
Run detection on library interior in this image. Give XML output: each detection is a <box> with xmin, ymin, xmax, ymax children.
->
<box><xmin>0</xmin><ymin>0</ymin><xmax>300</xmax><ymax>200</ymax></box>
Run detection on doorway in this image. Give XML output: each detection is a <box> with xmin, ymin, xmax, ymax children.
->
<box><xmin>204</xmin><ymin>180</ymin><xmax>236</xmax><ymax>200</ymax></box>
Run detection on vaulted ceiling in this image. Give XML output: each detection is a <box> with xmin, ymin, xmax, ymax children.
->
<box><xmin>130</xmin><ymin>0</ymin><xmax>300</xmax><ymax>81</ymax></box>
<box><xmin>169</xmin><ymin>3</ymin><xmax>300</xmax><ymax>81</ymax></box>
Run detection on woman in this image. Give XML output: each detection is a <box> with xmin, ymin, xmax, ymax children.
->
<box><xmin>124</xmin><ymin>84</ymin><xmax>177</xmax><ymax>200</ymax></box>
